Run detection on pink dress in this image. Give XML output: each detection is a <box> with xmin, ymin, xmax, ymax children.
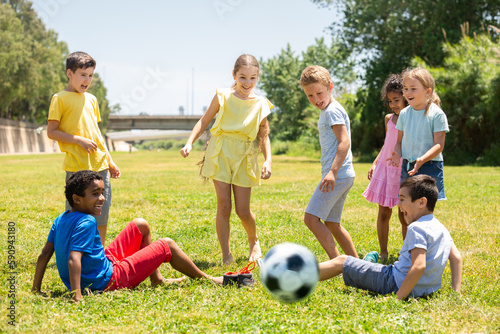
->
<box><xmin>362</xmin><ymin>114</ymin><xmax>402</xmax><ymax>208</ymax></box>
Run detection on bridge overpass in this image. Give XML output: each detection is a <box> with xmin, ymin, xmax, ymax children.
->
<box><xmin>107</xmin><ymin>115</ymin><xmax>207</xmax><ymax>131</ymax></box>
<box><xmin>105</xmin><ymin>115</ymin><xmax>213</xmax><ymax>150</ymax></box>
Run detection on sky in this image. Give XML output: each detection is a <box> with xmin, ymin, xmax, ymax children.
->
<box><xmin>29</xmin><ymin>0</ymin><xmax>339</xmax><ymax>116</ymax></box>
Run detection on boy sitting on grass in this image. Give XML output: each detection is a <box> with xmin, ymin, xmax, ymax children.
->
<box><xmin>33</xmin><ymin>170</ymin><xmax>223</xmax><ymax>302</ymax></box>
<box><xmin>318</xmin><ymin>175</ymin><xmax>462</xmax><ymax>300</ymax></box>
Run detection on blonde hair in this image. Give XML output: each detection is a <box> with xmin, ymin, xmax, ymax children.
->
<box><xmin>233</xmin><ymin>54</ymin><xmax>260</xmax><ymax>76</ymax></box>
<box><xmin>299</xmin><ymin>65</ymin><xmax>332</xmax><ymax>88</ymax></box>
<box><xmin>402</xmin><ymin>67</ymin><xmax>441</xmax><ymax>113</ymax></box>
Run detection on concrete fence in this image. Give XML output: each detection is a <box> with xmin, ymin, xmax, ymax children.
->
<box><xmin>0</xmin><ymin>118</ymin><xmax>59</xmax><ymax>154</ymax></box>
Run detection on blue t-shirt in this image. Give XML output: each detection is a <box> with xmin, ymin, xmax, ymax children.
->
<box><xmin>47</xmin><ymin>210</ymin><xmax>113</xmax><ymax>291</ymax></box>
<box><xmin>318</xmin><ymin>98</ymin><xmax>355</xmax><ymax>178</ymax></box>
<box><xmin>396</xmin><ymin>103</ymin><xmax>449</xmax><ymax>162</ymax></box>
<box><xmin>393</xmin><ymin>214</ymin><xmax>452</xmax><ymax>297</ymax></box>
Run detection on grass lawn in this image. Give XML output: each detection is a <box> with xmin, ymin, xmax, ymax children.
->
<box><xmin>1</xmin><ymin>150</ymin><xmax>499</xmax><ymax>333</ymax></box>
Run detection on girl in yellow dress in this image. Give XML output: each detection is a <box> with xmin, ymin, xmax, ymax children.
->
<box><xmin>180</xmin><ymin>54</ymin><xmax>273</xmax><ymax>264</ymax></box>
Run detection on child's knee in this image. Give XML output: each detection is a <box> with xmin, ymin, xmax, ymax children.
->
<box><xmin>325</xmin><ymin>221</ymin><xmax>341</xmax><ymax>231</ymax></box>
<box><xmin>304</xmin><ymin>213</ymin><xmax>318</xmax><ymax>228</ymax></box>
<box><xmin>132</xmin><ymin>218</ymin><xmax>150</xmax><ymax>233</ymax></box>
<box><xmin>235</xmin><ymin>207</ymin><xmax>252</xmax><ymax>220</ymax></box>
<box><xmin>162</xmin><ymin>237</ymin><xmax>177</xmax><ymax>249</ymax></box>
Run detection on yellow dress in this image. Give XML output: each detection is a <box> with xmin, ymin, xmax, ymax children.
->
<box><xmin>201</xmin><ymin>88</ymin><xmax>273</xmax><ymax>187</ymax></box>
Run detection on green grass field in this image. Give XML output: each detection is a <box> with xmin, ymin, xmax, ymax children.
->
<box><xmin>1</xmin><ymin>151</ymin><xmax>499</xmax><ymax>333</ymax></box>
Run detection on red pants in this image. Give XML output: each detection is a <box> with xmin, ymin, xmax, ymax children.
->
<box><xmin>104</xmin><ymin>222</ymin><xmax>172</xmax><ymax>290</ymax></box>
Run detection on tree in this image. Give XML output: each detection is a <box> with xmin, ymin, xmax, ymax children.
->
<box><xmin>259</xmin><ymin>38</ymin><xmax>355</xmax><ymax>142</ymax></box>
<box><xmin>424</xmin><ymin>29</ymin><xmax>500</xmax><ymax>165</ymax></box>
<box><xmin>0</xmin><ymin>0</ymin><xmax>68</xmax><ymax>122</ymax></box>
<box><xmin>0</xmin><ymin>0</ymin><xmax>115</xmax><ymax>126</ymax></box>
<box><xmin>312</xmin><ymin>0</ymin><xmax>500</xmax><ymax>156</ymax></box>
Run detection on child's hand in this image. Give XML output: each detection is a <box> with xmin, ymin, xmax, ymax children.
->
<box><xmin>77</xmin><ymin>137</ymin><xmax>98</xmax><ymax>154</ymax></box>
<box><xmin>319</xmin><ymin>172</ymin><xmax>336</xmax><ymax>193</ymax></box>
<box><xmin>408</xmin><ymin>158</ymin><xmax>424</xmax><ymax>176</ymax></box>
<box><xmin>386</xmin><ymin>152</ymin><xmax>400</xmax><ymax>167</ymax></box>
<box><xmin>368</xmin><ymin>164</ymin><xmax>376</xmax><ymax>180</ymax></box>
<box><xmin>261</xmin><ymin>161</ymin><xmax>272</xmax><ymax>179</ymax></box>
<box><xmin>180</xmin><ymin>144</ymin><xmax>192</xmax><ymax>157</ymax></box>
<box><xmin>109</xmin><ymin>161</ymin><xmax>121</xmax><ymax>179</ymax></box>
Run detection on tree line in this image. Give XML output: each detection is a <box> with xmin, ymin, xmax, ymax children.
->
<box><xmin>1</xmin><ymin>0</ymin><xmax>499</xmax><ymax>164</ymax></box>
<box><xmin>261</xmin><ymin>0</ymin><xmax>500</xmax><ymax>165</ymax></box>
<box><xmin>0</xmin><ymin>0</ymin><xmax>113</xmax><ymax>128</ymax></box>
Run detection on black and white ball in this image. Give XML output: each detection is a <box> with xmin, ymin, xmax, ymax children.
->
<box><xmin>260</xmin><ymin>243</ymin><xmax>319</xmax><ymax>303</ymax></box>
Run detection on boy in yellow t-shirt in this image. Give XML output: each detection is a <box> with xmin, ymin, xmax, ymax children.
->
<box><xmin>47</xmin><ymin>51</ymin><xmax>120</xmax><ymax>246</ymax></box>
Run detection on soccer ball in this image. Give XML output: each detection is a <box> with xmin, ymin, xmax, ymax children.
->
<box><xmin>260</xmin><ymin>243</ymin><xmax>319</xmax><ymax>303</ymax></box>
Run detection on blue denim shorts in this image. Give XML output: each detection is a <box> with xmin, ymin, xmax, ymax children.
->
<box><xmin>342</xmin><ymin>256</ymin><xmax>399</xmax><ymax>295</ymax></box>
<box><xmin>401</xmin><ymin>160</ymin><xmax>446</xmax><ymax>200</ymax></box>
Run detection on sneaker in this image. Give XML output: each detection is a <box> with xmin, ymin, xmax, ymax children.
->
<box><xmin>237</xmin><ymin>273</ymin><xmax>255</xmax><ymax>288</ymax></box>
<box><xmin>363</xmin><ymin>251</ymin><xmax>379</xmax><ymax>263</ymax></box>
<box><xmin>222</xmin><ymin>261</ymin><xmax>256</xmax><ymax>288</ymax></box>
<box><xmin>222</xmin><ymin>273</ymin><xmax>239</xmax><ymax>287</ymax></box>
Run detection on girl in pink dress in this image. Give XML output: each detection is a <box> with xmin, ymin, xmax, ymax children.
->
<box><xmin>362</xmin><ymin>74</ymin><xmax>408</xmax><ymax>261</ymax></box>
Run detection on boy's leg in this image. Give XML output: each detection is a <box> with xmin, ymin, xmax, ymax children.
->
<box><xmin>304</xmin><ymin>213</ymin><xmax>340</xmax><ymax>259</ymax></box>
<box><xmin>318</xmin><ymin>255</ymin><xmax>348</xmax><ymax>281</ymax></box>
<box><xmin>398</xmin><ymin>207</ymin><xmax>407</xmax><ymax>240</ymax></box>
<box><xmin>340</xmin><ymin>256</ymin><xmax>398</xmax><ymax>295</ymax></box>
<box><xmin>98</xmin><ymin>225</ymin><xmax>108</xmax><ymax>246</ymax></box>
<box><xmin>305</xmin><ymin>177</ymin><xmax>357</xmax><ymax>259</ymax></box>
<box><xmin>325</xmin><ymin>221</ymin><xmax>358</xmax><ymax>258</ymax></box>
<box><xmin>213</xmin><ymin>180</ymin><xmax>234</xmax><ymax>264</ymax></box>
<box><xmin>166</xmin><ymin>238</ymin><xmax>223</xmax><ymax>284</ymax></box>
<box><xmin>233</xmin><ymin>185</ymin><xmax>261</xmax><ymax>261</ymax></box>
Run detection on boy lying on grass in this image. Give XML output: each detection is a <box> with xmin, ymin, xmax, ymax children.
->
<box><xmin>33</xmin><ymin>170</ymin><xmax>223</xmax><ymax>302</ymax></box>
<box><xmin>318</xmin><ymin>174</ymin><xmax>462</xmax><ymax>300</ymax></box>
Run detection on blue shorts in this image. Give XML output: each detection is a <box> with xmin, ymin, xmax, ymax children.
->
<box><xmin>305</xmin><ymin>177</ymin><xmax>354</xmax><ymax>223</ymax></box>
<box><xmin>401</xmin><ymin>160</ymin><xmax>446</xmax><ymax>200</ymax></box>
<box><xmin>342</xmin><ymin>256</ymin><xmax>399</xmax><ymax>295</ymax></box>
<box><xmin>65</xmin><ymin>169</ymin><xmax>111</xmax><ymax>226</ymax></box>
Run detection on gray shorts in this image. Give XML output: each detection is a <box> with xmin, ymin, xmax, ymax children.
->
<box><xmin>305</xmin><ymin>177</ymin><xmax>354</xmax><ymax>223</ymax></box>
<box><xmin>342</xmin><ymin>256</ymin><xmax>399</xmax><ymax>295</ymax></box>
<box><xmin>65</xmin><ymin>170</ymin><xmax>111</xmax><ymax>226</ymax></box>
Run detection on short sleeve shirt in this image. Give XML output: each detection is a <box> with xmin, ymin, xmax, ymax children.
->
<box><xmin>210</xmin><ymin>88</ymin><xmax>273</xmax><ymax>141</ymax></box>
<box><xmin>47</xmin><ymin>210</ymin><xmax>113</xmax><ymax>291</ymax></box>
<box><xmin>393</xmin><ymin>214</ymin><xmax>452</xmax><ymax>297</ymax></box>
<box><xmin>318</xmin><ymin>99</ymin><xmax>355</xmax><ymax>178</ymax></box>
<box><xmin>396</xmin><ymin>103</ymin><xmax>449</xmax><ymax>162</ymax></box>
<box><xmin>48</xmin><ymin>90</ymin><xmax>109</xmax><ymax>172</ymax></box>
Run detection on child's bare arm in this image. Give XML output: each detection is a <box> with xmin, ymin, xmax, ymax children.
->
<box><xmin>388</xmin><ymin>130</ymin><xmax>403</xmax><ymax>167</ymax></box>
<box><xmin>47</xmin><ymin>120</ymin><xmax>98</xmax><ymax>154</ymax></box>
<box><xmin>408</xmin><ymin>131</ymin><xmax>446</xmax><ymax>176</ymax></box>
<box><xmin>180</xmin><ymin>94</ymin><xmax>220</xmax><ymax>157</ymax></box>
<box><xmin>258</xmin><ymin>118</ymin><xmax>272</xmax><ymax>179</ymax></box>
<box><xmin>32</xmin><ymin>241</ymin><xmax>55</xmax><ymax>294</ymax></box>
<box><xmin>105</xmin><ymin>151</ymin><xmax>121</xmax><ymax>179</ymax></box>
<box><xmin>320</xmin><ymin>124</ymin><xmax>349</xmax><ymax>193</ymax></box>
<box><xmin>396</xmin><ymin>247</ymin><xmax>426</xmax><ymax>300</ymax></box>
<box><xmin>68</xmin><ymin>251</ymin><xmax>83</xmax><ymax>302</ymax></box>
<box><xmin>449</xmin><ymin>241</ymin><xmax>462</xmax><ymax>293</ymax></box>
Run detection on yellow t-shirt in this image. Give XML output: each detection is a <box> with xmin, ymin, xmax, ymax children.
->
<box><xmin>48</xmin><ymin>91</ymin><xmax>109</xmax><ymax>172</ymax></box>
<box><xmin>210</xmin><ymin>88</ymin><xmax>273</xmax><ymax>141</ymax></box>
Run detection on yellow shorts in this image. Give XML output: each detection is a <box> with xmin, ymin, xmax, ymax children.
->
<box><xmin>201</xmin><ymin>135</ymin><xmax>260</xmax><ymax>188</ymax></box>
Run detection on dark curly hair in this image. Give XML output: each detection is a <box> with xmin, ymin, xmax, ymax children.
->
<box><xmin>381</xmin><ymin>73</ymin><xmax>408</xmax><ymax>109</ymax></box>
<box><xmin>65</xmin><ymin>170</ymin><xmax>103</xmax><ymax>207</ymax></box>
